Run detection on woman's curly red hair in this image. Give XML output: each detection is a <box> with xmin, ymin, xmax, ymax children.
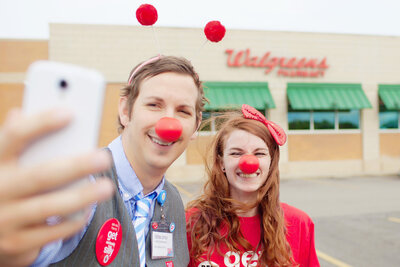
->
<box><xmin>186</xmin><ymin>113</ymin><xmax>295</xmax><ymax>266</ymax></box>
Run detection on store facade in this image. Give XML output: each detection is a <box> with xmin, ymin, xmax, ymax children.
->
<box><xmin>0</xmin><ymin>23</ymin><xmax>399</xmax><ymax>179</ymax></box>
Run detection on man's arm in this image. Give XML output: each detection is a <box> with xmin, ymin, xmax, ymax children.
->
<box><xmin>0</xmin><ymin>108</ymin><xmax>114</xmax><ymax>267</ymax></box>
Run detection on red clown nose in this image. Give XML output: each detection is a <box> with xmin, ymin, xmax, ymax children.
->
<box><xmin>155</xmin><ymin>117</ymin><xmax>183</xmax><ymax>142</ymax></box>
<box><xmin>238</xmin><ymin>155</ymin><xmax>259</xmax><ymax>174</ymax></box>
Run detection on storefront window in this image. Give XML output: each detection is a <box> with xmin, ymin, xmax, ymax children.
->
<box><xmin>379</xmin><ymin>111</ymin><xmax>399</xmax><ymax>129</ymax></box>
<box><xmin>379</xmin><ymin>100</ymin><xmax>400</xmax><ymax>129</ymax></box>
<box><xmin>201</xmin><ymin>109</ymin><xmax>267</xmax><ymax>132</ymax></box>
<box><xmin>314</xmin><ymin>112</ymin><xmax>335</xmax><ymax>129</ymax></box>
<box><xmin>288</xmin><ymin>112</ymin><xmax>310</xmax><ymax>130</ymax></box>
<box><xmin>200</xmin><ymin>112</ymin><xmax>212</xmax><ymax>131</ymax></box>
<box><xmin>200</xmin><ymin>111</ymin><xmax>225</xmax><ymax>131</ymax></box>
<box><xmin>288</xmin><ymin>110</ymin><xmax>360</xmax><ymax>131</ymax></box>
<box><xmin>339</xmin><ymin>110</ymin><xmax>360</xmax><ymax>129</ymax></box>
<box><xmin>215</xmin><ymin>112</ymin><xmax>228</xmax><ymax>131</ymax></box>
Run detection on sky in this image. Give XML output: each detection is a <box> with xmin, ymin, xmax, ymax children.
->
<box><xmin>1</xmin><ymin>0</ymin><xmax>400</xmax><ymax>39</ymax></box>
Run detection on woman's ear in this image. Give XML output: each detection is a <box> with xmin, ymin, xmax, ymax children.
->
<box><xmin>119</xmin><ymin>96</ymin><xmax>130</xmax><ymax>127</ymax></box>
<box><xmin>219</xmin><ymin>158</ymin><xmax>226</xmax><ymax>173</ymax></box>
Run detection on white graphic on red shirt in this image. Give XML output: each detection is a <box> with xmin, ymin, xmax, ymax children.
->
<box><xmin>224</xmin><ymin>251</ymin><xmax>260</xmax><ymax>267</ymax></box>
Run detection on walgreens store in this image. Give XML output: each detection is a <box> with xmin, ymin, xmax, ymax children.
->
<box><xmin>1</xmin><ymin>24</ymin><xmax>399</xmax><ymax>180</ymax></box>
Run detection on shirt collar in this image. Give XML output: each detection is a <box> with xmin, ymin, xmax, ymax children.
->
<box><xmin>108</xmin><ymin>136</ymin><xmax>165</xmax><ymax>201</ymax></box>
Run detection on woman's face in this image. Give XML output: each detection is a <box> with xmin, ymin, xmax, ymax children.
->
<box><xmin>220</xmin><ymin>129</ymin><xmax>271</xmax><ymax>202</ymax></box>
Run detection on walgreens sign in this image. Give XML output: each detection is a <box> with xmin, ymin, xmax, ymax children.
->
<box><xmin>225</xmin><ymin>49</ymin><xmax>329</xmax><ymax>78</ymax></box>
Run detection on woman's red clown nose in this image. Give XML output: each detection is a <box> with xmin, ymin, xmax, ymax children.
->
<box><xmin>155</xmin><ymin>117</ymin><xmax>183</xmax><ymax>142</ymax></box>
<box><xmin>238</xmin><ymin>154</ymin><xmax>259</xmax><ymax>174</ymax></box>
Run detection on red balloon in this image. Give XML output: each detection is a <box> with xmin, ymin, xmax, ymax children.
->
<box><xmin>136</xmin><ymin>4</ymin><xmax>158</xmax><ymax>26</ymax></box>
<box><xmin>155</xmin><ymin>117</ymin><xmax>182</xmax><ymax>142</ymax></box>
<box><xmin>238</xmin><ymin>155</ymin><xmax>259</xmax><ymax>174</ymax></box>
<box><xmin>204</xmin><ymin>21</ymin><xmax>226</xmax><ymax>42</ymax></box>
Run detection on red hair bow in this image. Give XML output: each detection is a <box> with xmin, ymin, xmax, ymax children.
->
<box><xmin>241</xmin><ymin>104</ymin><xmax>287</xmax><ymax>146</ymax></box>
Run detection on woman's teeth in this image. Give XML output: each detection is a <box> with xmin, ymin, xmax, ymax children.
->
<box><xmin>238</xmin><ymin>173</ymin><xmax>258</xmax><ymax>178</ymax></box>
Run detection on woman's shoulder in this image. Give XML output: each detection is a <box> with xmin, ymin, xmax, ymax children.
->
<box><xmin>280</xmin><ymin>202</ymin><xmax>314</xmax><ymax>227</ymax></box>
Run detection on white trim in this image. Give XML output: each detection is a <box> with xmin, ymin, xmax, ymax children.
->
<box><xmin>379</xmin><ymin>129</ymin><xmax>400</xmax><ymax>133</ymax></box>
<box><xmin>202</xmin><ymin>129</ymin><xmax>363</xmax><ymax>136</ymax></box>
<box><xmin>310</xmin><ymin>111</ymin><xmax>314</xmax><ymax>130</ymax></box>
<box><xmin>198</xmin><ymin>131</ymin><xmax>216</xmax><ymax>136</ymax></box>
<box><xmin>211</xmin><ymin>112</ymin><xmax>216</xmax><ymax>132</ymax></box>
<box><xmin>0</xmin><ymin>73</ymin><xmax>26</xmax><ymax>83</ymax></box>
<box><xmin>288</xmin><ymin>129</ymin><xmax>361</xmax><ymax>135</ymax></box>
<box><xmin>335</xmin><ymin>111</ymin><xmax>339</xmax><ymax>129</ymax></box>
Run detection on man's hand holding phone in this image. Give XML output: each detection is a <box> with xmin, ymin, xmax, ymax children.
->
<box><xmin>0</xmin><ymin>61</ymin><xmax>115</xmax><ymax>266</ymax></box>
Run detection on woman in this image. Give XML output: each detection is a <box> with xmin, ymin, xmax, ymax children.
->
<box><xmin>186</xmin><ymin>104</ymin><xmax>319</xmax><ymax>266</ymax></box>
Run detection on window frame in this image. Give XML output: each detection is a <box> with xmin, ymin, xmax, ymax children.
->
<box><xmin>198</xmin><ymin>109</ymin><xmax>269</xmax><ymax>135</ymax></box>
<box><xmin>378</xmin><ymin>110</ymin><xmax>400</xmax><ymax>131</ymax></box>
<box><xmin>378</xmin><ymin>98</ymin><xmax>400</xmax><ymax>131</ymax></box>
<box><xmin>288</xmin><ymin>109</ymin><xmax>361</xmax><ymax>133</ymax></box>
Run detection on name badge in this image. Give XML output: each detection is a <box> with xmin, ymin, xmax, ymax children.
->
<box><xmin>151</xmin><ymin>220</ymin><xmax>174</xmax><ymax>259</ymax></box>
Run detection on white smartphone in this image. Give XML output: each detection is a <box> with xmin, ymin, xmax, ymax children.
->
<box><xmin>20</xmin><ymin>60</ymin><xmax>106</xmax><ymax>167</ymax></box>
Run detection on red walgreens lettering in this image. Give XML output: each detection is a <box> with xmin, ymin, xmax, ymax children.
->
<box><xmin>277</xmin><ymin>69</ymin><xmax>325</xmax><ymax>77</ymax></box>
<box><xmin>225</xmin><ymin>49</ymin><xmax>329</xmax><ymax>77</ymax></box>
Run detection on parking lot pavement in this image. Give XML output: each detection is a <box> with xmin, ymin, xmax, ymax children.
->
<box><xmin>173</xmin><ymin>175</ymin><xmax>400</xmax><ymax>267</ymax></box>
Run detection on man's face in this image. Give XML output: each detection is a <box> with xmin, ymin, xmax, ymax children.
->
<box><xmin>119</xmin><ymin>72</ymin><xmax>199</xmax><ymax>173</ymax></box>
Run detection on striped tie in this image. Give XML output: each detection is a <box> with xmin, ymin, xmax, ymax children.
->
<box><xmin>134</xmin><ymin>196</ymin><xmax>152</xmax><ymax>267</ymax></box>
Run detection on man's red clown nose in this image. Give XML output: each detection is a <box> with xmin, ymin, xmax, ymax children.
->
<box><xmin>155</xmin><ymin>117</ymin><xmax>183</xmax><ymax>142</ymax></box>
<box><xmin>238</xmin><ymin>155</ymin><xmax>259</xmax><ymax>174</ymax></box>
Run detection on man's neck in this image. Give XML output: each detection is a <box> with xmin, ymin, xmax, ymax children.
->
<box><xmin>133</xmin><ymin>165</ymin><xmax>164</xmax><ymax>195</ymax></box>
<box><xmin>121</xmin><ymin>134</ymin><xmax>166</xmax><ymax>195</ymax></box>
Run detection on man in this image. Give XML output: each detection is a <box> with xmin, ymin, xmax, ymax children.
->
<box><xmin>0</xmin><ymin>55</ymin><xmax>206</xmax><ymax>266</ymax></box>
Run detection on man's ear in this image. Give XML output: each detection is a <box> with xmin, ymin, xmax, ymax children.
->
<box><xmin>190</xmin><ymin>112</ymin><xmax>202</xmax><ymax>140</ymax></box>
<box><xmin>119</xmin><ymin>96</ymin><xmax>130</xmax><ymax>127</ymax></box>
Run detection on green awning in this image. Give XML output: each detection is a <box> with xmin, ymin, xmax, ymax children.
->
<box><xmin>379</xmin><ymin>84</ymin><xmax>400</xmax><ymax>110</ymax></box>
<box><xmin>203</xmin><ymin>82</ymin><xmax>275</xmax><ymax>111</ymax></box>
<box><xmin>287</xmin><ymin>83</ymin><xmax>372</xmax><ymax>110</ymax></box>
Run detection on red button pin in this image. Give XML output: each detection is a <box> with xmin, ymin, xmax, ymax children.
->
<box><xmin>96</xmin><ymin>218</ymin><xmax>123</xmax><ymax>266</ymax></box>
<box><xmin>152</xmin><ymin>221</ymin><xmax>159</xmax><ymax>230</ymax></box>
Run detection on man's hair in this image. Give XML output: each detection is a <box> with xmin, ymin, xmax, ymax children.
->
<box><xmin>119</xmin><ymin>56</ymin><xmax>206</xmax><ymax>131</ymax></box>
